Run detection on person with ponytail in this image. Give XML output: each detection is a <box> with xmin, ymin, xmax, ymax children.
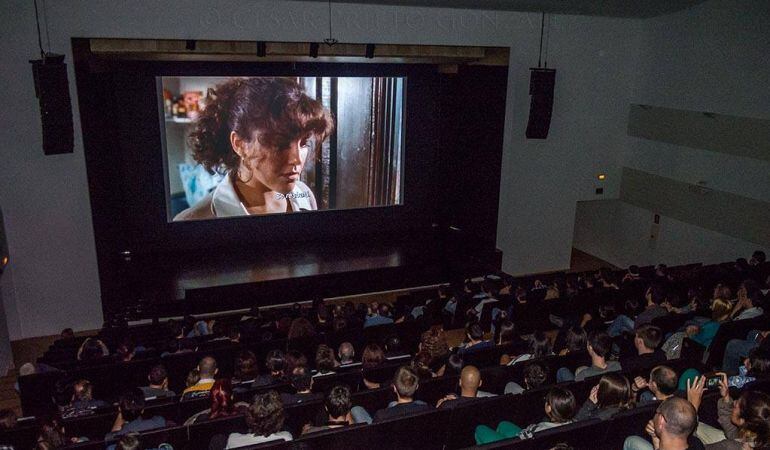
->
<box><xmin>174</xmin><ymin>77</ymin><xmax>334</xmax><ymax>220</ymax></box>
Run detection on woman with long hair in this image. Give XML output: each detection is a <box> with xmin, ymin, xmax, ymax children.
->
<box><xmin>175</xmin><ymin>77</ymin><xmax>334</xmax><ymax>220</ymax></box>
<box><xmin>575</xmin><ymin>373</ymin><xmax>634</xmax><ymax>421</ymax></box>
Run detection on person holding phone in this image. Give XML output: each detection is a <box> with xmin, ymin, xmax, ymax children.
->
<box><xmin>174</xmin><ymin>77</ymin><xmax>334</xmax><ymax>220</ymax></box>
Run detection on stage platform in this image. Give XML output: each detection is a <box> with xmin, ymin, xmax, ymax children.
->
<box><xmin>114</xmin><ymin>231</ymin><xmax>501</xmax><ymax>321</ymax></box>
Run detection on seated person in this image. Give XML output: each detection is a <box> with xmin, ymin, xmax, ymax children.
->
<box><xmin>254</xmin><ymin>350</ymin><xmax>286</xmax><ymax>386</ymax></box>
<box><xmin>501</xmin><ymin>331</ymin><xmax>552</xmax><ymax>366</ymax></box>
<box><xmin>368</xmin><ymin>366</ymin><xmax>433</xmax><ymax>422</ymax></box>
<box><xmin>575</xmin><ymin>373</ymin><xmax>634</xmax><ymax>421</ymax></box>
<box><xmin>457</xmin><ymin>323</ymin><xmax>494</xmax><ymax>357</ymax></box>
<box><xmin>728</xmin><ymin>347</ymin><xmax>770</xmax><ymax>388</ymax></box>
<box><xmin>232</xmin><ymin>350</ymin><xmax>259</xmax><ymax>384</ymax></box>
<box><xmin>623</xmin><ymin>397</ymin><xmax>699</xmax><ymax>450</ymax></box>
<box><xmin>139</xmin><ymin>365</ymin><xmax>175</xmax><ymax>399</ymax></box>
<box><xmin>280</xmin><ymin>365</ymin><xmax>323</xmax><ymax>405</ymax></box>
<box><xmin>226</xmin><ymin>391</ymin><xmax>292</xmax><ymax>449</ymax></box>
<box><xmin>558</xmin><ymin>331</ymin><xmax>621</xmax><ymax>381</ymax></box>
<box><xmin>67</xmin><ymin>379</ymin><xmax>110</xmax><ymax>414</ymax></box>
<box><xmin>105</xmin><ymin>389</ymin><xmax>167</xmax><ymax>441</ymax></box>
<box><xmin>312</xmin><ymin>345</ymin><xmax>338</xmax><ymax>377</ymax></box>
<box><xmin>115</xmin><ymin>433</ymin><xmax>140</xmax><ymax>450</ymax></box>
<box><xmin>184</xmin><ymin>379</ymin><xmax>248</xmax><ymax>425</ymax></box>
<box><xmin>0</xmin><ymin>409</ymin><xmax>17</xmax><ymax>430</ymax></box>
<box><xmin>632</xmin><ymin>365</ymin><xmax>679</xmax><ymax>404</ymax></box>
<box><xmin>436</xmin><ymin>365</ymin><xmax>495</xmax><ymax>408</ymax></box>
<box><xmin>361</xmin><ymin>344</ymin><xmax>388</xmax><ymax>389</ymax></box>
<box><xmin>504</xmin><ymin>362</ymin><xmax>548</xmax><ymax>394</ymax></box>
<box><xmin>444</xmin><ymin>354</ymin><xmax>465</xmax><ymax>376</ymax></box>
<box><xmin>620</xmin><ymin>325</ymin><xmax>666</xmax><ymax>374</ymax></box>
<box><xmin>364</xmin><ymin>303</ymin><xmax>395</xmax><ymax>328</ymax></box>
<box><xmin>475</xmin><ymin>386</ymin><xmax>577</xmax><ymax>444</ymax></box>
<box><xmin>721</xmin><ymin>330</ymin><xmax>769</xmax><ymax>374</ymax></box>
<box><xmin>338</xmin><ymin>342</ymin><xmax>357</xmax><ymax>367</ymax></box>
<box><xmin>181</xmin><ymin>356</ymin><xmax>217</xmax><ymax>400</ymax></box>
<box><xmin>302</xmin><ymin>385</ymin><xmax>356</xmax><ymax>434</ymax></box>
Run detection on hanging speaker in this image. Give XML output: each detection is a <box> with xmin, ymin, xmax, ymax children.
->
<box><xmin>29</xmin><ymin>54</ymin><xmax>74</xmax><ymax>155</ymax></box>
<box><xmin>525</xmin><ymin>68</ymin><xmax>556</xmax><ymax>139</ymax></box>
<box><xmin>0</xmin><ymin>207</ymin><xmax>8</xmax><ymax>279</ymax></box>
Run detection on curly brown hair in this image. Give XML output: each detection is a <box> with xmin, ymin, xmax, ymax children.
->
<box><xmin>188</xmin><ymin>77</ymin><xmax>334</xmax><ymax>173</ymax></box>
<box><xmin>420</xmin><ymin>326</ymin><xmax>449</xmax><ymax>361</ymax></box>
<box><xmin>246</xmin><ymin>390</ymin><xmax>285</xmax><ymax>437</ymax></box>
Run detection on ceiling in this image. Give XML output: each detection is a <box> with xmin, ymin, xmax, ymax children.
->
<box><xmin>300</xmin><ymin>0</ymin><xmax>709</xmax><ymax>18</ymax></box>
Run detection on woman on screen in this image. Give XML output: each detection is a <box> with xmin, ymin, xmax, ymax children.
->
<box><xmin>174</xmin><ymin>77</ymin><xmax>334</xmax><ymax>220</ymax></box>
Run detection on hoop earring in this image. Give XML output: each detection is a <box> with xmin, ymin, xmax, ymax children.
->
<box><xmin>236</xmin><ymin>159</ymin><xmax>253</xmax><ymax>183</ymax></box>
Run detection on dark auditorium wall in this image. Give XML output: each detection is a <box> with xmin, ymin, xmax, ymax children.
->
<box><xmin>5</xmin><ymin>0</ymin><xmax>748</xmax><ymax>338</ymax></box>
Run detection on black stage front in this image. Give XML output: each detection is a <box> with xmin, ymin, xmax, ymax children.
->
<box><xmin>119</xmin><ymin>231</ymin><xmax>501</xmax><ymax>320</ymax></box>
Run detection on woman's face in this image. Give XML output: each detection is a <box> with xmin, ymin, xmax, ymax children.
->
<box><xmin>240</xmin><ymin>132</ymin><xmax>312</xmax><ymax>194</ymax></box>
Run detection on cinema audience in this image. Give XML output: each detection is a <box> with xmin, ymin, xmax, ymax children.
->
<box><xmin>280</xmin><ymin>365</ymin><xmax>322</xmax><ymax>405</ymax></box>
<box><xmin>620</xmin><ymin>325</ymin><xmax>667</xmax><ymax>374</ymax></box>
<box><xmin>302</xmin><ymin>385</ymin><xmax>355</xmax><ymax>434</ymax></box>
<box><xmin>558</xmin><ymin>331</ymin><xmax>620</xmax><ymax>381</ymax></box>
<box><xmin>436</xmin><ymin>365</ymin><xmax>494</xmax><ymax>408</ymax></box>
<box><xmin>475</xmin><ymin>387</ymin><xmax>577</xmax><ymax>444</ymax></box>
<box><xmin>232</xmin><ymin>350</ymin><xmax>259</xmax><ymax>384</ymax></box>
<box><xmin>623</xmin><ymin>397</ymin><xmax>699</xmax><ymax>450</ymax></box>
<box><xmin>225</xmin><ymin>391</ymin><xmax>292</xmax><ymax>448</ymax></box>
<box><xmin>504</xmin><ymin>362</ymin><xmax>548</xmax><ymax>394</ymax></box>
<box><xmin>105</xmin><ymin>388</ymin><xmax>167</xmax><ymax>440</ymax></box>
<box><xmin>313</xmin><ymin>345</ymin><xmax>338</xmax><ymax>377</ymax></box>
<box><xmin>632</xmin><ymin>365</ymin><xmax>678</xmax><ymax>404</ymax></box>
<box><xmin>138</xmin><ymin>365</ymin><xmax>175</xmax><ymax>399</ymax></box>
<box><xmin>185</xmin><ymin>379</ymin><xmax>248</xmax><ymax>425</ymax></box>
<box><xmin>361</xmin><ymin>343</ymin><xmax>388</xmax><ymax>389</ymax></box>
<box><xmin>575</xmin><ymin>373</ymin><xmax>634</xmax><ymax>421</ymax></box>
<box><xmin>181</xmin><ymin>356</ymin><xmax>217</xmax><ymax>400</ymax></box>
<box><xmin>337</xmin><ymin>342</ymin><xmax>356</xmax><ymax>366</ymax></box>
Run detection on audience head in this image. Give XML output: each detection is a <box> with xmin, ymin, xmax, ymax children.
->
<box><xmin>712</xmin><ymin>283</ymin><xmax>732</xmax><ymax>302</ymax></box>
<box><xmin>523</xmin><ymin>363</ymin><xmax>547</xmax><ymax>390</ymax></box>
<box><xmin>116</xmin><ymin>433</ymin><xmax>141</xmax><ymax>450</ymax></box>
<box><xmin>315</xmin><ymin>345</ymin><xmax>337</xmax><ymax>373</ymax></box>
<box><xmin>711</xmin><ymin>298</ymin><xmax>733</xmax><ymax>322</ymax></box>
<box><xmin>78</xmin><ymin>338</ymin><xmax>106</xmax><ymax>361</ymax></box>
<box><xmin>497</xmin><ymin>320</ymin><xmax>517</xmax><ymax>346</ymax></box>
<box><xmin>544</xmin><ymin>387</ymin><xmax>577</xmax><ymax>423</ymax></box>
<box><xmin>587</xmin><ymin>332</ymin><xmax>612</xmax><ymax>359</ymax></box>
<box><xmin>60</xmin><ymin>328</ymin><xmax>74</xmax><ymax>339</ymax></box>
<box><xmin>186</xmin><ymin>369</ymin><xmax>201</xmax><ymax>388</ymax></box>
<box><xmin>596</xmin><ymin>373</ymin><xmax>632</xmax><ymax>410</ymax></box>
<box><xmin>118</xmin><ymin>388</ymin><xmax>146</xmax><ymax>422</ymax></box>
<box><xmin>378</xmin><ymin>303</ymin><xmax>391</xmax><ymax>317</ymax></box>
<box><xmin>420</xmin><ymin>327</ymin><xmax>449</xmax><ymax>360</ymax></box>
<box><xmin>649</xmin><ymin>365</ymin><xmax>678</xmax><ymax>398</ymax></box>
<box><xmin>466</xmin><ymin>323</ymin><xmax>484</xmax><ymax>343</ymax></box>
<box><xmin>235</xmin><ymin>350</ymin><xmax>259</xmax><ymax>381</ymax></box>
<box><xmin>653</xmin><ymin>397</ymin><xmax>697</xmax><ymax>442</ymax></box>
<box><xmin>361</xmin><ymin>343</ymin><xmax>385</xmax><ymax>370</ymax></box>
<box><xmin>385</xmin><ymin>335</ymin><xmax>402</xmax><ymax>354</ymax></box>
<box><xmin>290</xmin><ymin>365</ymin><xmax>313</xmax><ymax>393</ymax></box>
<box><xmin>0</xmin><ymin>409</ymin><xmax>17</xmax><ymax>430</ymax></box>
<box><xmin>72</xmin><ymin>379</ymin><xmax>94</xmax><ymax>402</ymax></box>
<box><xmin>411</xmin><ymin>351</ymin><xmax>435</xmax><ymax>381</ymax></box>
<box><xmin>732</xmin><ymin>390</ymin><xmax>770</xmax><ymax>447</ymax></box>
<box><xmin>564</xmin><ymin>325</ymin><xmax>587</xmax><ymax>353</ymax></box>
<box><xmin>459</xmin><ymin>365</ymin><xmax>482</xmax><ymax>395</ymax></box>
<box><xmin>750</xmin><ymin>250</ymin><xmax>766</xmax><ymax>266</ymax></box>
<box><xmin>265</xmin><ymin>350</ymin><xmax>286</xmax><ymax>377</ymax></box>
<box><xmin>283</xmin><ymin>350</ymin><xmax>308</xmax><ymax>375</ymax></box>
<box><xmin>634</xmin><ymin>325</ymin><xmax>663</xmax><ymax>352</ymax></box>
<box><xmin>529</xmin><ymin>331</ymin><xmax>552</xmax><ymax>358</ymax></box>
<box><xmin>287</xmin><ymin>317</ymin><xmax>316</xmax><ymax>339</ymax></box>
<box><xmin>36</xmin><ymin>417</ymin><xmax>66</xmax><ymax>449</ymax></box>
<box><xmin>246</xmin><ymin>391</ymin><xmax>285</xmax><ymax>437</ymax></box>
<box><xmin>197</xmin><ymin>356</ymin><xmax>218</xmax><ymax>379</ymax></box>
<box><xmin>324</xmin><ymin>385</ymin><xmax>352</xmax><ymax>421</ymax></box>
<box><xmin>209</xmin><ymin>379</ymin><xmax>236</xmax><ymax>419</ymax></box>
<box><xmin>393</xmin><ymin>366</ymin><xmax>420</xmax><ymax>400</ymax></box>
<box><xmin>747</xmin><ymin>348</ymin><xmax>770</xmax><ymax>377</ymax></box>
<box><xmin>147</xmin><ymin>365</ymin><xmax>168</xmax><ymax>388</ymax></box>
<box><xmin>168</xmin><ymin>320</ymin><xmax>184</xmax><ymax>339</ymax></box>
<box><xmin>445</xmin><ymin>354</ymin><xmax>464</xmax><ymax>376</ymax></box>
<box><xmin>338</xmin><ymin>342</ymin><xmax>355</xmax><ymax>364</ymax></box>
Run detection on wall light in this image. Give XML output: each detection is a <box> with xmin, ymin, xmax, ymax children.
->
<box><xmin>597</xmin><ymin>174</ymin><xmax>606</xmax><ymax>181</ymax></box>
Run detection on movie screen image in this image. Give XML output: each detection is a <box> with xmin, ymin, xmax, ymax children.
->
<box><xmin>160</xmin><ymin>76</ymin><xmax>406</xmax><ymax>221</ymax></box>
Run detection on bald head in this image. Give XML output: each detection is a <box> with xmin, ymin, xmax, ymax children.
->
<box><xmin>658</xmin><ymin>397</ymin><xmax>697</xmax><ymax>438</ymax></box>
<box><xmin>338</xmin><ymin>342</ymin><xmax>355</xmax><ymax>363</ymax></box>
<box><xmin>198</xmin><ymin>356</ymin><xmax>218</xmax><ymax>378</ymax></box>
<box><xmin>460</xmin><ymin>365</ymin><xmax>481</xmax><ymax>395</ymax></box>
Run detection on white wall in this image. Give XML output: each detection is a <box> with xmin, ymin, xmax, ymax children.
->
<box><xmin>0</xmin><ymin>0</ymin><xmax>644</xmax><ymax>338</ymax></box>
<box><xmin>574</xmin><ymin>0</ymin><xmax>770</xmax><ymax>268</ymax></box>
<box><xmin>574</xmin><ymin>200</ymin><xmax>766</xmax><ymax>268</ymax></box>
